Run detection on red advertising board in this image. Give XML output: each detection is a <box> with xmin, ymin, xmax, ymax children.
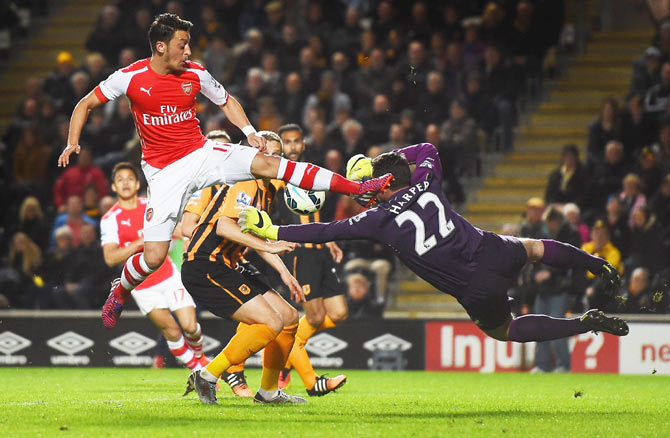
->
<box><xmin>426</xmin><ymin>321</ymin><xmax>620</xmax><ymax>373</ymax></box>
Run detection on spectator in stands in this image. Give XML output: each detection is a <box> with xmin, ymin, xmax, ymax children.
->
<box><xmin>520</xmin><ymin>197</ymin><xmax>547</xmax><ymax>238</ymax></box>
<box><xmin>85</xmin><ymin>5</ymin><xmax>124</xmax><ymax>65</ymax></box>
<box><xmin>388</xmin><ymin>74</ymin><xmax>417</xmax><ymax>115</ymax></box>
<box><xmin>50</xmin><ymin>223</ymin><xmax>108</xmax><ymax>309</ymax></box>
<box><xmin>345</xmin><ymin>272</ymin><xmax>383</xmax><ymax>319</ymax></box>
<box><xmin>5</xmin><ymin>232</ymin><xmax>43</xmax><ymax>308</ymax></box>
<box><xmin>232</xmin><ymin>28</ymin><xmax>266</xmax><ymax>85</ymax></box>
<box><xmin>582</xmin><ymin>219</ymin><xmax>623</xmax><ymax>310</ymax></box>
<box><xmin>619</xmin><ymin>173</ymin><xmax>647</xmax><ymax>227</ymax></box>
<box><xmin>620</xmin><ymin>93</ymin><xmax>657</xmax><ymax>161</ymax></box>
<box><xmin>303</xmin><ymin>70</ymin><xmax>351</xmax><ymax>127</ymax></box>
<box><xmin>631</xmin><ymin>47</ymin><xmax>661</xmax><ymax>95</ymax></box>
<box><xmin>3</xmin><ymin>98</ymin><xmax>40</xmax><ymax>161</ymax></box>
<box><xmin>635</xmin><ymin>147</ymin><xmax>665</xmax><ymax>198</ymax></box>
<box><xmin>53</xmin><ymin>147</ymin><xmax>107</xmax><ymax>212</ymax></box>
<box><xmin>12</xmin><ymin>125</ymin><xmax>50</xmax><ymax>185</ymax></box>
<box><xmin>43</xmin><ymin>51</ymin><xmax>76</xmax><ymax>112</ymax></box>
<box><xmin>304</xmin><ymin>120</ymin><xmax>330</xmax><ymax>166</ymax></box>
<box><xmin>563</xmin><ymin>203</ymin><xmax>590</xmax><ymax>245</ymax></box>
<box><xmin>63</xmin><ymin>70</ymin><xmax>91</xmax><ymax>115</ymax></box>
<box><xmin>545</xmin><ymin>144</ymin><xmax>587</xmax><ymax>205</ymax></box>
<box><xmin>395</xmin><ymin>40</ymin><xmax>432</xmax><ymax>90</ymax></box>
<box><xmin>584</xmin><ymin>141</ymin><xmax>629</xmax><ymax>217</ymax></box>
<box><xmin>202</xmin><ymin>34</ymin><xmax>234</xmax><ymax>84</ymax></box>
<box><xmin>627</xmin><ymin>205</ymin><xmax>664</xmax><ymax>274</ymax></box>
<box><xmin>117</xmin><ymin>48</ymin><xmax>138</xmax><ymax>69</ymax></box>
<box><xmin>644</xmin><ymin>61</ymin><xmax>670</xmax><ymax>118</ymax></box>
<box><xmin>38</xmin><ymin>97</ymin><xmax>59</xmax><ymax>143</ymax></box>
<box><xmin>529</xmin><ymin>206</ymin><xmax>581</xmax><ymax>373</ymax></box>
<box><xmin>16</xmin><ymin>196</ymin><xmax>49</xmax><ymax>250</ymax></box>
<box><xmin>649</xmin><ymin>173</ymin><xmax>670</xmax><ymax>227</ymax></box>
<box><xmin>339</xmin><ymin>119</ymin><xmax>366</xmax><ymax>157</ymax></box>
<box><xmin>81</xmin><ymin>52</ymin><xmax>110</xmax><ymax>88</ymax></box>
<box><xmin>463</xmin><ymin>18</ymin><xmax>485</xmax><ymax>63</ymax></box>
<box><xmin>275</xmin><ymin>24</ymin><xmax>302</xmax><ymax>73</ymax></box>
<box><xmin>50</xmin><ymin>195</ymin><xmax>97</xmax><ymax>247</ymax></box>
<box><xmin>609</xmin><ymin>267</ymin><xmax>655</xmax><ymax>314</ymax></box>
<box><xmin>587</xmin><ymin>97</ymin><xmax>620</xmax><ymax>166</ymax></box>
<box><xmin>415</xmin><ymin>71</ymin><xmax>450</xmax><ymax>126</ymax></box>
<box><xmin>604</xmin><ymin>196</ymin><xmax>631</xmax><ymax>259</ymax></box>
<box><xmin>331</xmin><ymin>7</ymin><xmax>362</xmax><ymax>60</ymax></box>
<box><xmin>440</xmin><ymin>98</ymin><xmax>478</xmax><ymax>177</ymax></box>
<box><xmin>276</xmin><ymin>72</ymin><xmax>306</xmax><ymax>128</ymax></box>
<box><xmin>298</xmin><ymin>46</ymin><xmax>322</xmax><ymax>96</ymax></box>
<box><xmin>122</xmin><ymin>7</ymin><xmax>152</xmax><ymax>59</ymax></box>
<box><xmin>343</xmin><ymin>235</ymin><xmax>394</xmax><ymax>306</ymax></box>
<box><xmin>355</xmin><ymin>48</ymin><xmax>393</xmax><ymax>109</ymax></box>
<box><xmin>80</xmin><ymin>108</ymin><xmax>109</xmax><ymax>159</ymax></box>
<box><xmin>324</xmin><ymin>149</ymin><xmax>344</xmax><ymax>175</ymax></box>
<box><xmin>654</xmin><ymin>121</ymin><xmax>670</xmax><ymax>172</ymax></box>
<box><xmin>381</xmin><ymin>123</ymin><xmax>407</xmax><ymax>153</ymax></box>
<box><xmin>260</xmin><ymin>51</ymin><xmax>282</xmax><ymax>97</ymax></box>
<box><xmin>361</xmin><ymin>94</ymin><xmax>394</xmax><ymax>146</ymax></box>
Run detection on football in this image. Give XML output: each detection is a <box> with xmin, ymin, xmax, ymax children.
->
<box><xmin>284</xmin><ymin>184</ymin><xmax>325</xmax><ymax>215</ymax></box>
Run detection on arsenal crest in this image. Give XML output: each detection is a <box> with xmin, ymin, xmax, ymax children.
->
<box><xmin>181</xmin><ymin>82</ymin><xmax>192</xmax><ymax>95</ymax></box>
<box><xmin>146</xmin><ymin>207</ymin><xmax>154</xmax><ymax>222</ymax></box>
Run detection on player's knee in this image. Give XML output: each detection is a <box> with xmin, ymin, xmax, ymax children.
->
<box><xmin>285</xmin><ymin>306</ymin><xmax>299</xmax><ymax>326</ymax></box>
<box><xmin>162</xmin><ymin>324</ymin><xmax>182</xmax><ymax>342</ymax></box>
<box><xmin>329</xmin><ymin>308</ymin><xmax>348</xmax><ymax>324</ymax></box>
<box><xmin>264</xmin><ymin>310</ymin><xmax>284</xmax><ymax>334</ymax></box>
<box><xmin>143</xmin><ymin>250</ymin><xmax>166</xmax><ymax>270</ymax></box>
<box><xmin>305</xmin><ymin>309</ymin><xmax>325</xmax><ymax>328</ymax></box>
<box><xmin>180</xmin><ymin>318</ymin><xmax>197</xmax><ymax>335</ymax></box>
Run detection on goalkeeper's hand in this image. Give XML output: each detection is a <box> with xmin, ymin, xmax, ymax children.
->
<box><xmin>346</xmin><ymin>154</ymin><xmax>375</xmax><ymax>206</ymax></box>
<box><xmin>238</xmin><ymin>206</ymin><xmax>278</xmax><ymax>240</ymax></box>
<box><xmin>346</xmin><ymin>154</ymin><xmax>372</xmax><ymax>181</ymax></box>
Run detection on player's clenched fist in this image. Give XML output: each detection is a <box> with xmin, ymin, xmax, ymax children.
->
<box><xmin>238</xmin><ymin>206</ymin><xmax>278</xmax><ymax>240</ymax></box>
<box><xmin>58</xmin><ymin>144</ymin><xmax>81</xmax><ymax>167</ymax></box>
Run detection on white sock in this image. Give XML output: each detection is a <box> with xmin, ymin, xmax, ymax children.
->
<box><xmin>200</xmin><ymin>367</ymin><xmax>218</xmax><ymax>383</ymax></box>
<box><xmin>257</xmin><ymin>387</ymin><xmax>279</xmax><ymax>399</ymax></box>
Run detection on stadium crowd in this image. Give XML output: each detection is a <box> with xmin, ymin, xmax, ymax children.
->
<box><xmin>2</xmin><ymin>0</ymin><xmax>665</xmax><ymax>322</ymax></box>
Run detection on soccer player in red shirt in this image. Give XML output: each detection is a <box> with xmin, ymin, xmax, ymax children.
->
<box><xmin>101</xmin><ymin>162</ymin><xmax>207</xmax><ymax>370</ymax></box>
<box><xmin>58</xmin><ymin>13</ymin><xmax>392</xmax><ymax>328</ymax></box>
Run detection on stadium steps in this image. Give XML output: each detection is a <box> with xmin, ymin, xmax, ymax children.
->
<box><xmin>0</xmin><ymin>0</ymin><xmax>106</xmax><ymax>134</ymax></box>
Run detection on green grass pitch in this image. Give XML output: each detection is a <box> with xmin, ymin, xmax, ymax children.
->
<box><xmin>1</xmin><ymin>368</ymin><xmax>668</xmax><ymax>437</ymax></box>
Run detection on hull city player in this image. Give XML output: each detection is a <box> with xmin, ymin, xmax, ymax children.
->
<box><xmin>182</xmin><ymin>132</ymin><xmax>306</xmax><ymax>404</ymax></box>
<box><xmin>275</xmin><ymin>124</ymin><xmax>347</xmax><ymax>396</ymax></box>
<box><xmin>57</xmin><ymin>13</ymin><xmax>393</xmax><ymax>329</ymax></box>
<box><xmin>239</xmin><ymin>143</ymin><xmax>630</xmax><ymax>343</ymax></box>
<box><xmin>101</xmin><ymin>162</ymin><xmax>207</xmax><ymax>371</ymax></box>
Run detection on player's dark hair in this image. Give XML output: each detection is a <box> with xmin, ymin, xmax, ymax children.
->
<box><xmin>372</xmin><ymin>152</ymin><xmax>411</xmax><ymax>190</ymax></box>
<box><xmin>148</xmin><ymin>13</ymin><xmax>193</xmax><ymax>54</ymax></box>
<box><xmin>111</xmin><ymin>162</ymin><xmax>139</xmax><ymax>181</ymax></box>
<box><xmin>278</xmin><ymin>123</ymin><xmax>303</xmax><ymax>139</ymax></box>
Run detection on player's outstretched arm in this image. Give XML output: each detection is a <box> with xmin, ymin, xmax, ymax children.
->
<box><xmin>219</xmin><ymin>96</ymin><xmax>267</xmax><ymax>152</ymax></box>
<box><xmin>238</xmin><ymin>207</ymin><xmax>279</xmax><ymax>240</ymax></box>
<box><xmin>58</xmin><ymin>91</ymin><xmax>104</xmax><ymax>167</ymax></box>
<box><xmin>239</xmin><ymin>206</ymin><xmax>374</xmax><ymax>244</ymax></box>
<box><xmin>216</xmin><ymin>215</ymin><xmax>293</xmax><ymax>254</ymax></box>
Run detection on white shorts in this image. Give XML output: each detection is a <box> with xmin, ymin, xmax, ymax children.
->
<box><xmin>131</xmin><ymin>270</ymin><xmax>196</xmax><ymax>315</ymax></box>
<box><xmin>141</xmin><ymin>141</ymin><xmax>258</xmax><ymax>241</ymax></box>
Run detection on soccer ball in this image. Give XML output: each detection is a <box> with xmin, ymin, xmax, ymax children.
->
<box><xmin>284</xmin><ymin>185</ymin><xmax>325</xmax><ymax>215</ymax></box>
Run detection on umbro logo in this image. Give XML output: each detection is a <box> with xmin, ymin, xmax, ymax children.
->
<box><xmin>140</xmin><ymin>86</ymin><xmax>152</xmax><ymax>96</ymax></box>
<box><xmin>120</xmin><ymin>219</ymin><xmax>131</xmax><ymax>227</ymax></box>
<box><xmin>363</xmin><ymin>333</ymin><xmax>412</xmax><ymax>352</ymax></box>
<box><xmin>0</xmin><ymin>331</ymin><xmax>31</xmax><ymax>355</ymax></box>
<box><xmin>109</xmin><ymin>332</ymin><xmax>156</xmax><ymax>355</ymax></box>
<box><xmin>305</xmin><ymin>333</ymin><xmax>348</xmax><ymax>357</ymax></box>
<box><xmin>47</xmin><ymin>331</ymin><xmax>94</xmax><ymax>355</ymax></box>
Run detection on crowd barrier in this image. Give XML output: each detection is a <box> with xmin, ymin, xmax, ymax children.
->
<box><xmin>0</xmin><ymin>311</ymin><xmax>668</xmax><ymax>374</ymax></box>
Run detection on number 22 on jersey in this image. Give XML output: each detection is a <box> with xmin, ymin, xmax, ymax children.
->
<box><xmin>394</xmin><ymin>192</ymin><xmax>454</xmax><ymax>255</ymax></box>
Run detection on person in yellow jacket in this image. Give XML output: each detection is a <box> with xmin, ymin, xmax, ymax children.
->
<box><xmin>582</xmin><ymin>219</ymin><xmax>623</xmax><ymax>309</ymax></box>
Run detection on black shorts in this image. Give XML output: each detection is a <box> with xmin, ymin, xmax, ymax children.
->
<box><xmin>459</xmin><ymin>231</ymin><xmax>528</xmax><ymax>330</ymax></box>
<box><xmin>181</xmin><ymin>260</ymin><xmax>272</xmax><ymax>319</ymax></box>
<box><xmin>282</xmin><ymin>247</ymin><xmax>342</xmax><ymax>301</ymax></box>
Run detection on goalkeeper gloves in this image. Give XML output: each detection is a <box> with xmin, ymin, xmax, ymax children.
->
<box><xmin>238</xmin><ymin>206</ymin><xmax>279</xmax><ymax>240</ymax></box>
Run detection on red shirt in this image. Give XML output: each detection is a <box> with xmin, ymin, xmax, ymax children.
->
<box><xmin>93</xmin><ymin>58</ymin><xmax>229</xmax><ymax>169</ymax></box>
<box><xmin>100</xmin><ymin>197</ymin><xmax>174</xmax><ymax>289</ymax></box>
<box><xmin>53</xmin><ymin>164</ymin><xmax>108</xmax><ymax>208</ymax></box>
